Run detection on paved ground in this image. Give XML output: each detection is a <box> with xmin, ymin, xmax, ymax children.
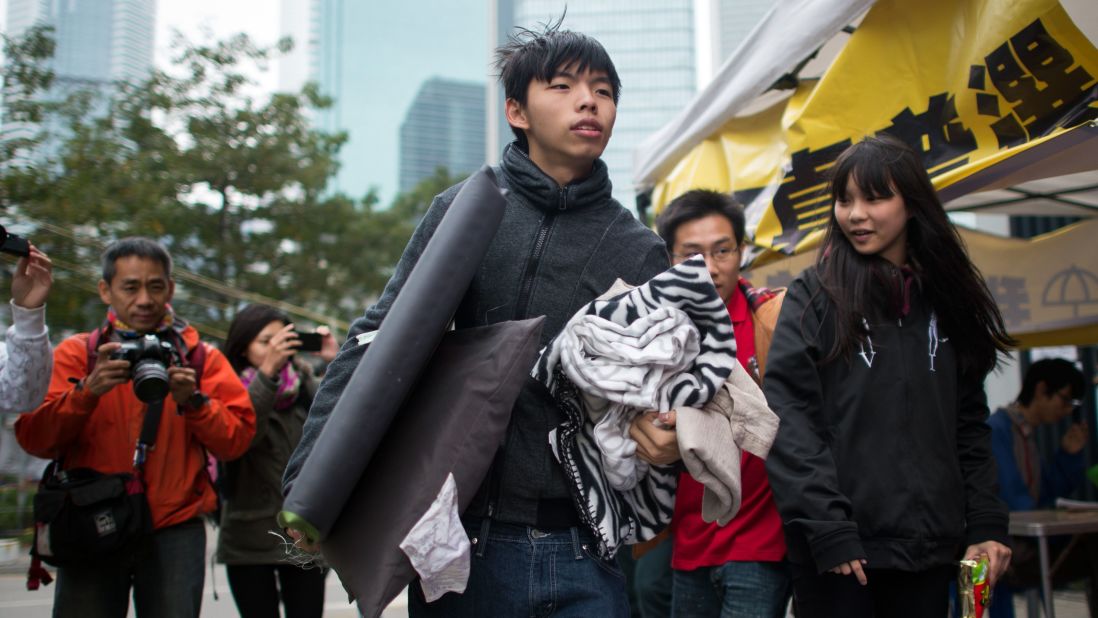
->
<box><xmin>0</xmin><ymin>528</ymin><xmax>1089</xmax><ymax>617</ymax></box>
<box><xmin>0</xmin><ymin>523</ymin><xmax>408</xmax><ymax>618</ymax></box>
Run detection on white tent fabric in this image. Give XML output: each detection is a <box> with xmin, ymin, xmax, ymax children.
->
<box><xmin>941</xmin><ymin>121</ymin><xmax>1098</xmax><ymax>216</ymax></box>
<box><xmin>631</xmin><ymin>0</ymin><xmax>874</xmax><ymax>190</ymax></box>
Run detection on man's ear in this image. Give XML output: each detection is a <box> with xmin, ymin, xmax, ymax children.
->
<box><xmin>505</xmin><ymin>98</ymin><xmax>530</xmax><ymax>131</ymax></box>
<box><xmin>167</xmin><ymin>278</ymin><xmax>175</xmax><ymax>303</ymax></box>
<box><xmin>98</xmin><ymin>279</ymin><xmax>111</xmax><ymax>305</ymax></box>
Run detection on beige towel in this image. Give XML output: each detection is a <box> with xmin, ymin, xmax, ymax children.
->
<box><xmin>676</xmin><ymin>361</ymin><xmax>779</xmax><ymax>525</ymax></box>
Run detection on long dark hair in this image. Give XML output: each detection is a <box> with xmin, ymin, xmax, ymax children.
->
<box><xmin>222</xmin><ymin>304</ymin><xmax>291</xmax><ymax>375</ymax></box>
<box><xmin>816</xmin><ymin>135</ymin><xmax>1014</xmax><ymax>377</ymax></box>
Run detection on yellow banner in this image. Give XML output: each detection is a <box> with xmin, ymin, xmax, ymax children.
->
<box><xmin>652</xmin><ymin>0</ymin><xmax>1098</xmax><ymax>264</ymax></box>
<box><xmin>745</xmin><ymin>220</ymin><xmax>1098</xmax><ymax>348</ymax></box>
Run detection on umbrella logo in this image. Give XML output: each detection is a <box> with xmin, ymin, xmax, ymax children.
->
<box><xmin>1042</xmin><ymin>265</ymin><xmax>1098</xmax><ymax>318</ymax></box>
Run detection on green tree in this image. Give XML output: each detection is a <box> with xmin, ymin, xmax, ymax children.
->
<box><xmin>3</xmin><ymin>30</ymin><xmax>476</xmax><ymax>340</ymax></box>
<box><xmin>4</xmin><ymin>33</ymin><xmax>361</xmax><ymax>336</ymax></box>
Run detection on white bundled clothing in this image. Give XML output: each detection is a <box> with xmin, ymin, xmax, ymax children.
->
<box><xmin>676</xmin><ymin>361</ymin><xmax>779</xmax><ymax>525</ymax></box>
<box><xmin>532</xmin><ymin>257</ymin><xmax>737</xmax><ymax>557</ymax></box>
<box><xmin>559</xmin><ymin>307</ymin><xmax>701</xmax><ymax>490</ymax></box>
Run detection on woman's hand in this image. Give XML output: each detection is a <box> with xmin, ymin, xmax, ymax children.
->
<box><xmin>258</xmin><ymin>323</ymin><xmax>300</xmax><ymax>379</ymax></box>
<box><xmin>11</xmin><ymin>245</ymin><xmax>53</xmax><ymax>309</ymax></box>
<box><xmin>829</xmin><ymin>559</ymin><xmax>868</xmax><ymax>585</ymax></box>
<box><xmin>316</xmin><ymin>325</ymin><xmax>339</xmax><ymax>363</ymax></box>
<box><xmin>963</xmin><ymin>541</ymin><xmax>1012</xmax><ymax>587</ymax></box>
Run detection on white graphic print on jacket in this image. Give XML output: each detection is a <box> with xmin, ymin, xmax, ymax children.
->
<box><xmin>534</xmin><ymin>256</ymin><xmax>737</xmax><ymax>558</ymax></box>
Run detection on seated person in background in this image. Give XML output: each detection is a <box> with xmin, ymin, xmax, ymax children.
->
<box><xmin>988</xmin><ymin>358</ymin><xmax>1092</xmax><ymax>618</ymax></box>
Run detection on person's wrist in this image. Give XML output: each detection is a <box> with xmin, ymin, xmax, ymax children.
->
<box><xmin>179</xmin><ymin>390</ymin><xmax>209</xmax><ymax>414</ymax></box>
<box><xmin>9</xmin><ymin>299</ymin><xmax>47</xmax><ymax>335</ymax></box>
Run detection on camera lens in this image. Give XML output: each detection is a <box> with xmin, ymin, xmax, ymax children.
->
<box><xmin>131</xmin><ymin>359</ymin><xmax>170</xmax><ymax>402</ymax></box>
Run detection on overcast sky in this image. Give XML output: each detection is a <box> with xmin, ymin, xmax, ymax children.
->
<box><xmin>155</xmin><ymin>0</ymin><xmax>281</xmax><ymax>94</ymax></box>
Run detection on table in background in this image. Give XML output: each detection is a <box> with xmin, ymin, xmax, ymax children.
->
<box><xmin>1009</xmin><ymin>510</ymin><xmax>1098</xmax><ymax>618</ymax></box>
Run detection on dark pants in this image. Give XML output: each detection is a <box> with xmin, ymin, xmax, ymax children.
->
<box><xmin>618</xmin><ymin>536</ymin><xmax>674</xmax><ymax>618</ymax></box>
<box><xmin>673</xmin><ymin>560</ymin><xmax>792</xmax><ymax>618</ymax></box>
<box><xmin>791</xmin><ymin>563</ymin><xmax>953</xmax><ymax>618</ymax></box>
<box><xmin>52</xmin><ymin>518</ymin><xmax>206</xmax><ymax>618</ymax></box>
<box><xmin>225</xmin><ymin>563</ymin><xmax>327</xmax><ymax>618</ymax></box>
<box><xmin>408</xmin><ymin>519</ymin><xmax>630</xmax><ymax>618</ymax></box>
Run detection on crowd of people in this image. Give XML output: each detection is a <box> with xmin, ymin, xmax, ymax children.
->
<box><xmin>1</xmin><ymin>20</ymin><xmax>1094</xmax><ymax>618</ymax></box>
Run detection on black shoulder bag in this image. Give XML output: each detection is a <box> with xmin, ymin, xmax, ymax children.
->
<box><xmin>27</xmin><ymin>398</ymin><xmax>161</xmax><ymax>582</ymax></box>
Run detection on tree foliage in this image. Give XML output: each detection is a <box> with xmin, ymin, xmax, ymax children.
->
<box><xmin>1</xmin><ymin>30</ymin><xmax>461</xmax><ymax>340</ymax></box>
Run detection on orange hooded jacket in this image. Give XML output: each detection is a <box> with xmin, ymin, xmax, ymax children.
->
<box><xmin>16</xmin><ymin>325</ymin><xmax>256</xmax><ymax>530</ymax></box>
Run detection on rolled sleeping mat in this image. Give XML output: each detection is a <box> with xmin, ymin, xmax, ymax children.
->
<box><xmin>281</xmin><ymin>165</ymin><xmax>507</xmax><ymax>542</ymax></box>
<box><xmin>322</xmin><ymin>317</ymin><xmax>545</xmax><ymax>617</ymax></box>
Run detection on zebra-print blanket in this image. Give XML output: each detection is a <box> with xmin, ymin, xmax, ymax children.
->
<box><xmin>534</xmin><ymin>256</ymin><xmax>737</xmax><ymax>558</ymax></box>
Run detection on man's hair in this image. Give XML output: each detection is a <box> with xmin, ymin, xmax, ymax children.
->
<box><xmin>1018</xmin><ymin>358</ymin><xmax>1086</xmax><ymax>406</ymax></box>
<box><xmin>494</xmin><ymin>15</ymin><xmax>621</xmax><ymax>147</ymax></box>
<box><xmin>655</xmin><ymin>189</ymin><xmax>746</xmax><ymax>253</ymax></box>
<box><xmin>101</xmin><ymin>237</ymin><xmax>173</xmax><ymax>283</ymax></box>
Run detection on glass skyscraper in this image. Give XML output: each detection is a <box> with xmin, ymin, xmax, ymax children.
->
<box><xmin>2</xmin><ymin>0</ymin><xmax>156</xmax><ymax>161</ymax></box>
<box><xmin>399</xmin><ymin>77</ymin><xmax>486</xmax><ymax>192</ymax></box>
<box><xmin>300</xmin><ymin>0</ymin><xmax>486</xmax><ymax>203</ymax></box>
<box><xmin>4</xmin><ymin>0</ymin><xmax>156</xmax><ymax>88</ymax></box>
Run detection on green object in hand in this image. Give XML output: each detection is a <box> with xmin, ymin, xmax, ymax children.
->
<box><xmin>277</xmin><ymin>510</ymin><xmax>321</xmax><ymax>545</ymax></box>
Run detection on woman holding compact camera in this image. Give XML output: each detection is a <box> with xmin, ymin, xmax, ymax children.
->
<box><xmin>217</xmin><ymin>304</ymin><xmax>337</xmax><ymax>618</ymax></box>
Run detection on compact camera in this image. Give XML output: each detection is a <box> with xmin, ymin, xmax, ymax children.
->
<box><xmin>109</xmin><ymin>334</ymin><xmax>180</xmax><ymax>403</ymax></box>
<box><xmin>0</xmin><ymin>223</ymin><xmax>30</xmax><ymax>257</ymax></box>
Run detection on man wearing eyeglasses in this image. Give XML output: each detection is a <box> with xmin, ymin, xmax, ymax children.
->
<box><xmin>652</xmin><ymin>189</ymin><xmax>791</xmax><ymax>618</ymax></box>
<box><xmin>987</xmin><ymin>357</ymin><xmax>1093</xmax><ymax>617</ymax></box>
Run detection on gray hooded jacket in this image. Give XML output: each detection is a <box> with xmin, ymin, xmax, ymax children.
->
<box><xmin>284</xmin><ymin>143</ymin><xmax>669</xmax><ymax>527</ymax></box>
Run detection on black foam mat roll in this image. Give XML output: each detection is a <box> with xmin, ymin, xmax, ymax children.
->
<box><xmin>281</xmin><ymin>165</ymin><xmax>507</xmax><ymax>541</ymax></box>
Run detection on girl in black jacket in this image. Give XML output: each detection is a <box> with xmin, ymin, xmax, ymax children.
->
<box><xmin>763</xmin><ymin>135</ymin><xmax>1014</xmax><ymax>617</ymax></box>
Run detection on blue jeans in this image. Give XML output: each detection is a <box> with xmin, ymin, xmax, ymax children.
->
<box><xmin>408</xmin><ymin>519</ymin><xmax>630</xmax><ymax>618</ymax></box>
<box><xmin>53</xmin><ymin>517</ymin><xmax>206</xmax><ymax>618</ymax></box>
<box><xmin>672</xmin><ymin>560</ymin><xmax>791</xmax><ymax>618</ymax></box>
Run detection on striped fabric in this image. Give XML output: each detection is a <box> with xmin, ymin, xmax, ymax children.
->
<box><xmin>534</xmin><ymin>257</ymin><xmax>737</xmax><ymax>558</ymax></box>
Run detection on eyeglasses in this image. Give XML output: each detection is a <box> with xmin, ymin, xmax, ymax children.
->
<box><xmin>671</xmin><ymin>246</ymin><xmax>740</xmax><ymax>264</ymax></box>
<box><xmin>1056</xmin><ymin>391</ymin><xmax>1083</xmax><ymax>408</ymax></box>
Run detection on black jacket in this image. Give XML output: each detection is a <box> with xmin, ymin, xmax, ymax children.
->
<box><xmin>762</xmin><ymin>266</ymin><xmax>1009</xmax><ymax>573</ymax></box>
<box><xmin>284</xmin><ymin>143</ymin><xmax>669</xmax><ymax>527</ymax></box>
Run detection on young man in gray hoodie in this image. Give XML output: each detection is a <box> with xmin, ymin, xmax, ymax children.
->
<box><xmin>284</xmin><ymin>21</ymin><xmax>678</xmax><ymax>617</ymax></box>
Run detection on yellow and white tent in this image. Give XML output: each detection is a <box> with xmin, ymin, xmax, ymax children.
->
<box><xmin>633</xmin><ymin>0</ymin><xmax>1098</xmax><ymax>346</ymax></box>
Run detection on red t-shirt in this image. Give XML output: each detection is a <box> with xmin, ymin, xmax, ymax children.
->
<box><xmin>670</xmin><ymin>285</ymin><xmax>787</xmax><ymax>569</ymax></box>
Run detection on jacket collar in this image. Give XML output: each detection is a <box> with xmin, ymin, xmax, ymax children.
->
<box><xmin>499</xmin><ymin>141</ymin><xmax>613</xmax><ymax>213</ymax></box>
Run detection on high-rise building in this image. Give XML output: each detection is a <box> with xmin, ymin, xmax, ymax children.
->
<box><xmin>4</xmin><ymin>0</ymin><xmax>156</xmax><ymax>89</ymax></box>
<box><xmin>301</xmin><ymin>0</ymin><xmax>486</xmax><ymax>202</ymax></box>
<box><xmin>399</xmin><ymin>77</ymin><xmax>485</xmax><ymax>192</ymax></box>
<box><xmin>278</xmin><ymin>0</ymin><xmax>321</xmax><ymax>93</ymax></box>
<box><xmin>492</xmin><ymin>0</ymin><xmax>775</xmax><ymax>209</ymax></box>
<box><xmin>2</xmin><ymin>0</ymin><xmax>157</xmax><ymax>160</ymax></box>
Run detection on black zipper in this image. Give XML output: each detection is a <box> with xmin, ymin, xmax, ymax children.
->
<box><xmin>486</xmin><ymin>185</ymin><xmax>566</xmax><ymax>519</ymax></box>
<box><xmin>512</xmin><ymin>187</ymin><xmax>565</xmax><ymax>320</ymax></box>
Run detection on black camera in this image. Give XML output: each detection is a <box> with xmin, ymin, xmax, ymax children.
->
<box><xmin>109</xmin><ymin>334</ymin><xmax>179</xmax><ymax>403</ymax></box>
<box><xmin>0</xmin><ymin>223</ymin><xmax>30</xmax><ymax>257</ymax></box>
